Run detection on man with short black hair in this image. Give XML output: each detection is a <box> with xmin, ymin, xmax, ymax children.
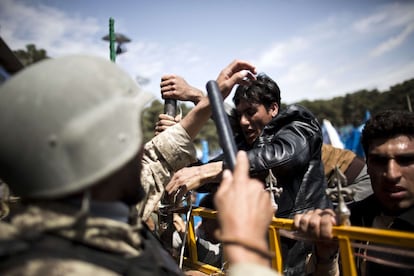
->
<box><xmin>294</xmin><ymin>109</ymin><xmax>414</xmax><ymax>276</ymax></box>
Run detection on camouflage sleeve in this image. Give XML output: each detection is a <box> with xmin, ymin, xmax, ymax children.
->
<box><xmin>1</xmin><ymin>259</ymin><xmax>120</xmax><ymax>276</ymax></box>
<box><xmin>137</xmin><ymin>123</ymin><xmax>197</xmax><ymax>221</ymax></box>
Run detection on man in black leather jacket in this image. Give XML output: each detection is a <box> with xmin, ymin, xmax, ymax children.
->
<box><xmin>232</xmin><ymin>73</ymin><xmax>332</xmax><ymax>275</ymax></box>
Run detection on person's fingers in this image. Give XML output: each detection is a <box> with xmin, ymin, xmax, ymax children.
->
<box><xmin>217</xmin><ymin>60</ymin><xmax>256</xmax><ymax>95</ymax></box>
<box><xmin>318</xmin><ymin>210</ymin><xmax>337</xmax><ymax>239</ymax></box>
<box><xmin>293</xmin><ymin>213</ymin><xmax>304</xmax><ymax>229</ymax></box>
<box><xmin>223</xmin><ymin>60</ymin><xmax>256</xmax><ymax>76</ymax></box>
<box><xmin>160</xmin><ymin>74</ymin><xmax>176</xmax><ymax>83</ymax></box>
<box><xmin>306</xmin><ymin>216</ymin><xmax>322</xmax><ymax>238</ymax></box>
<box><xmin>319</xmin><ymin>215</ymin><xmax>335</xmax><ymax>239</ymax></box>
<box><xmin>160</xmin><ymin>86</ymin><xmax>177</xmax><ymax>97</ymax></box>
<box><xmin>160</xmin><ymin>75</ymin><xmax>179</xmax><ymax>99</ymax></box>
<box><xmin>158</xmin><ymin>114</ymin><xmax>175</xmax><ymax>120</ymax></box>
<box><xmin>297</xmin><ymin>211</ymin><xmax>312</xmax><ymax>232</ymax></box>
<box><xmin>157</xmin><ymin>119</ymin><xmax>176</xmax><ymax>127</ymax></box>
<box><xmin>165</xmin><ymin>178</ymin><xmax>177</xmax><ymax>194</ymax></box>
<box><xmin>230</xmin><ymin>60</ymin><xmax>256</xmax><ymax>74</ymax></box>
<box><xmin>293</xmin><ymin>209</ymin><xmax>337</xmax><ymax>240</ymax></box>
<box><xmin>228</xmin><ymin>70</ymin><xmax>254</xmax><ymax>86</ymax></box>
<box><xmin>154</xmin><ymin>114</ymin><xmax>178</xmax><ymax>134</ymax></box>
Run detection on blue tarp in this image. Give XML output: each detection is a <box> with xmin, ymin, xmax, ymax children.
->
<box><xmin>341</xmin><ymin>110</ymin><xmax>371</xmax><ymax>159</ymax></box>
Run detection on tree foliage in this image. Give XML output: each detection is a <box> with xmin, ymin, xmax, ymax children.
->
<box><xmin>13</xmin><ymin>44</ymin><xmax>49</xmax><ymax>66</ymax></box>
<box><xmin>297</xmin><ymin>78</ymin><xmax>414</xmax><ymax>128</ymax></box>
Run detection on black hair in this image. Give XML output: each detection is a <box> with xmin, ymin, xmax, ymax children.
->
<box><xmin>232</xmin><ymin>73</ymin><xmax>281</xmax><ymax>110</ymax></box>
<box><xmin>361</xmin><ymin>110</ymin><xmax>414</xmax><ymax>157</ymax></box>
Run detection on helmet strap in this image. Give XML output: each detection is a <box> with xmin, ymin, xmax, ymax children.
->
<box><xmin>74</xmin><ymin>189</ymin><xmax>91</xmax><ymax>223</ymax></box>
<box><xmin>80</xmin><ymin>189</ymin><xmax>91</xmax><ymax>215</ymax></box>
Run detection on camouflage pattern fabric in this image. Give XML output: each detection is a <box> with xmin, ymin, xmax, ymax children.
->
<box><xmin>0</xmin><ymin>202</ymin><xmax>143</xmax><ymax>254</ymax></box>
<box><xmin>0</xmin><ymin>202</ymin><xmax>144</xmax><ymax>275</ymax></box>
<box><xmin>137</xmin><ymin>123</ymin><xmax>197</xmax><ymax>221</ymax></box>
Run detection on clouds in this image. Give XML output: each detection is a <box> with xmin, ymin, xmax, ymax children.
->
<box><xmin>0</xmin><ymin>0</ymin><xmax>103</xmax><ymax>56</ymax></box>
<box><xmin>353</xmin><ymin>2</ymin><xmax>414</xmax><ymax>58</ymax></box>
<box><xmin>249</xmin><ymin>1</ymin><xmax>414</xmax><ymax>102</ymax></box>
<box><xmin>370</xmin><ymin>23</ymin><xmax>414</xmax><ymax>57</ymax></box>
<box><xmin>354</xmin><ymin>2</ymin><xmax>414</xmax><ymax>33</ymax></box>
<box><xmin>1</xmin><ymin>0</ymin><xmax>413</xmax><ymax>104</ymax></box>
<box><xmin>256</xmin><ymin>37</ymin><xmax>309</xmax><ymax>69</ymax></box>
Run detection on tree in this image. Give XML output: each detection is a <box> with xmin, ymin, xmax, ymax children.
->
<box><xmin>13</xmin><ymin>44</ymin><xmax>49</xmax><ymax>66</ymax></box>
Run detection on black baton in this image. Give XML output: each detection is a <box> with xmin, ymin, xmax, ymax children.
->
<box><xmin>206</xmin><ymin>80</ymin><xmax>237</xmax><ymax>171</ymax></box>
<box><xmin>164</xmin><ymin>99</ymin><xmax>177</xmax><ymax>117</ymax></box>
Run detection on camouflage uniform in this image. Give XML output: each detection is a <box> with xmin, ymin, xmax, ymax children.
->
<box><xmin>0</xmin><ymin>201</ymin><xmax>183</xmax><ymax>275</ymax></box>
<box><xmin>138</xmin><ymin>123</ymin><xmax>197</xmax><ymax>221</ymax></box>
<box><xmin>0</xmin><ymin>122</ymin><xmax>196</xmax><ymax>275</ymax></box>
<box><xmin>0</xmin><ymin>55</ymin><xmax>187</xmax><ymax>276</ymax></box>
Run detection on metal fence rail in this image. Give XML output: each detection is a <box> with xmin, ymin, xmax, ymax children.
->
<box><xmin>182</xmin><ymin>207</ymin><xmax>414</xmax><ymax>276</ymax></box>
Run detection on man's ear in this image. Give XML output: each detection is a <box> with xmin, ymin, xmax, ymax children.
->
<box><xmin>271</xmin><ymin>102</ymin><xmax>279</xmax><ymax>117</ymax></box>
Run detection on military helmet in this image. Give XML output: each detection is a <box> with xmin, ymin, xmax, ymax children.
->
<box><xmin>0</xmin><ymin>55</ymin><xmax>153</xmax><ymax>198</ymax></box>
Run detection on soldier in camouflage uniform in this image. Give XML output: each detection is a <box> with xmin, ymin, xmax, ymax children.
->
<box><xmin>0</xmin><ymin>55</ymin><xmax>262</xmax><ymax>275</ymax></box>
<box><xmin>0</xmin><ymin>55</ymin><xmax>189</xmax><ymax>275</ymax></box>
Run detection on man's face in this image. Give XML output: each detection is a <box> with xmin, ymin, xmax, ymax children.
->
<box><xmin>236</xmin><ymin>99</ymin><xmax>277</xmax><ymax>145</ymax></box>
<box><xmin>367</xmin><ymin>135</ymin><xmax>414</xmax><ymax>214</ymax></box>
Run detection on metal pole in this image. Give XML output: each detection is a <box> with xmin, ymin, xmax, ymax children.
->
<box><xmin>109</xmin><ymin>18</ymin><xmax>116</xmax><ymax>62</ymax></box>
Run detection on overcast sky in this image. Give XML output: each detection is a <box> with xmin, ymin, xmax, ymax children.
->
<box><xmin>1</xmin><ymin>0</ymin><xmax>413</xmax><ymax>104</ymax></box>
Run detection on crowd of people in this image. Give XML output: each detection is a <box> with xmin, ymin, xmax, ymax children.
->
<box><xmin>0</xmin><ymin>53</ymin><xmax>413</xmax><ymax>276</ymax></box>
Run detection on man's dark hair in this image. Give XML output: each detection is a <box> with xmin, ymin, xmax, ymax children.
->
<box><xmin>361</xmin><ymin>110</ymin><xmax>414</xmax><ymax>157</ymax></box>
<box><xmin>233</xmin><ymin>73</ymin><xmax>281</xmax><ymax>110</ymax></box>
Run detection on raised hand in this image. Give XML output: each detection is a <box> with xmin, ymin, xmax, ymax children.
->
<box><xmin>160</xmin><ymin>74</ymin><xmax>204</xmax><ymax>104</ymax></box>
<box><xmin>215</xmin><ymin>60</ymin><xmax>257</xmax><ymax>99</ymax></box>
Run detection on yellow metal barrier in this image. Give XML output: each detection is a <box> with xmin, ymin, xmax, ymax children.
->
<box><xmin>182</xmin><ymin>207</ymin><xmax>414</xmax><ymax>275</ymax></box>
<box><xmin>183</xmin><ymin>207</ymin><xmax>224</xmax><ymax>275</ymax></box>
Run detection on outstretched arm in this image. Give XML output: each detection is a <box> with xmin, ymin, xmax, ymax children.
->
<box><xmin>165</xmin><ymin>161</ymin><xmax>223</xmax><ymax>199</ymax></box>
